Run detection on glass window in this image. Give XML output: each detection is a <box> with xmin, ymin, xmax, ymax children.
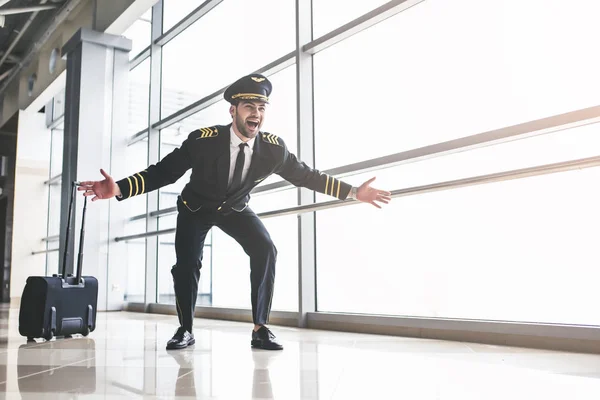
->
<box><xmin>253</xmin><ymin>64</ymin><xmax>297</xmax><ymax>187</ymax></box>
<box><xmin>46</xmin><ymin>250</ymin><xmax>60</xmax><ymax>277</ymax></box>
<box><xmin>45</xmin><ymin>125</ymin><xmax>63</xmax><ymax>275</ymax></box>
<box><xmin>315</xmin><ymin>124</ymin><xmax>600</xmax><ymax>203</ymax></box>
<box><xmin>46</xmin><ymin>180</ymin><xmax>62</xmax><ymax>275</ymax></box>
<box><xmin>121</xmin><ymin>139</ymin><xmax>149</xmax><ymax>302</ymax></box>
<box><xmin>49</xmin><ymin>125</ymin><xmax>63</xmax><ymax>178</ymax></box>
<box><xmin>249</xmin><ymin>188</ymin><xmax>297</xmax><ymax>215</ymax></box>
<box><xmin>157</xmin><ymin>215</ymin><xmax>213</xmax><ymax>305</ymax></box>
<box><xmin>128</xmin><ymin>59</ymin><xmax>151</xmax><ymax>134</ymax></box>
<box><xmin>316</xmin><ymin>166</ymin><xmax>600</xmax><ymax>325</ymax></box>
<box><xmin>47</xmin><ymin>127</ymin><xmax>63</xmax><ymax>235</ymax></box>
<box><xmin>212</xmin><ymin>212</ymin><xmax>298</xmax><ymax>312</ymax></box>
<box><xmin>313</xmin><ymin>0</ymin><xmax>600</xmax><ymax>170</ymax></box>
<box><xmin>161</xmin><ymin>0</ymin><xmax>295</xmax><ymax>118</ymax></box>
<box><xmin>163</xmin><ymin>0</ymin><xmax>205</xmax><ymax>32</ymax></box>
<box><xmin>122</xmin><ymin>8</ymin><xmax>152</xmax><ymax>59</ymax></box>
<box><xmin>52</xmin><ymin>89</ymin><xmax>65</xmax><ymax>121</ymax></box>
<box><xmin>121</xmin><ymin>139</ymin><xmax>149</xmax><ymax>215</ymax></box>
<box><xmin>155</xmin><ymin>201</ymin><xmax>298</xmax><ymax>311</ymax></box>
<box><xmin>123</xmin><ymin>222</ymin><xmax>147</xmax><ymax>303</ymax></box>
<box><xmin>312</xmin><ymin>0</ymin><xmax>389</xmax><ymax>37</ymax></box>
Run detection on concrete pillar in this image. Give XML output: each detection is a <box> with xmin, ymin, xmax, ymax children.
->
<box><xmin>60</xmin><ymin>28</ymin><xmax>131</xmax><ymax>311</ymax></box>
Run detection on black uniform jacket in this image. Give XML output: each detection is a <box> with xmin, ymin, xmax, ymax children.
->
<box><xmin>116</xmin><ymin>124</ymin><xmax>352</xmax><ymax>213</ymax></box>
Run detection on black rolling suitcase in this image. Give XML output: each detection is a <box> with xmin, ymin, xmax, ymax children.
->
<box><xmin>18</xmin><ymin>181</ymin><xmax>98</xmax><ymax>341</ymax></box>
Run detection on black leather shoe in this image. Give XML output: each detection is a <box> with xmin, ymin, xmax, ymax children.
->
<box><xmin>166</xmin><ymin>327</ymin><xmax>195</xmax><ymax>350</ymax></box>
<box><xmin>251</xmin><ymin>326</ymin><xmax>283</xmax><ymax>350</ymax></box>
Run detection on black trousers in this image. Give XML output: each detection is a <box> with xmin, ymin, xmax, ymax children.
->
<box><xmin>171</xmin><ymin>197</ymin><xmax>277</xmax><ymax>332</ymax></box>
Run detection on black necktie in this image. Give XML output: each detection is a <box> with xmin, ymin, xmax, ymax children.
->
<box><xmin>228</xmin><ymin>143</ymin><xmax>248</xmax><ymax>194</ymax></box>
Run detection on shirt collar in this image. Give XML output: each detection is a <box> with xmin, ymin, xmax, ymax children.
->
<box><xmin>230</xmin><ymin>126</ymin><xmax>256</xmax><ymax>149</ymax></box>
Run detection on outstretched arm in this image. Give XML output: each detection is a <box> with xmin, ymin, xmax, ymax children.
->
<box><xmin>277</xmin><ymin>148</ymin><xmax>391</xmax><ymax>209</ymax></box>
<box><xmin>78</xmin><ymin>132</ymin><xmax>195</xmax><ymax>201</ymax></box>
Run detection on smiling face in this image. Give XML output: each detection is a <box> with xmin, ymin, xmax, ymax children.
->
<box><xmin>230</xmin><ymin>100</ymin><xmax>266</xmax><ymax>141</ymax></box>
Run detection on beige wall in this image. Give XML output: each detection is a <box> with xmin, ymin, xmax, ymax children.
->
<box><xmin>10</xmin><ymin>110</ymin><xmax>51</xmax><ymax>300</ymax></box>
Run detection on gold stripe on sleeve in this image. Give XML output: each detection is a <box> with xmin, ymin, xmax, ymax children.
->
<box><xmin>132</xmin><ymin>175</ymin><xmax>139</xmax><ymax>196</ymax></box>
<box><xmin>136</xmin><ymin>173</ymin><xmax>145</xmax><ymax>194</ymax></box>
<box><xmin>126</xmin><ymin>177</ymin><xmax>133</xmax><ymax>199</ymax></box>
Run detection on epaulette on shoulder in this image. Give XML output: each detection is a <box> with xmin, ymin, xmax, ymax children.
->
<box><xmin>261</xmin><ymin>132</ymin><xmax>283</xmax><ymax>147</ymax></box>
<box><xmin>195</xmin><ymin>126</ymin><xmax>219</xmax><ymax>139</ymax></box>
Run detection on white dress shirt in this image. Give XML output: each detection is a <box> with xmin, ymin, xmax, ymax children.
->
<box><xmin>228</xmin><ymin>126</ymin><xmax>256</xmax><ymax>188</ymax></box>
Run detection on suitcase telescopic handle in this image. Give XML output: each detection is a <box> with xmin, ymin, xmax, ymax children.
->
<box><xmin>75</xmin><ymin>193</ymin><xmax>87</xmax><ymax>283</ymax></box>
<box><xmin>60</xmin><ymin>181</ymin><xmax>77</xmax><ymax>279</ymax></box>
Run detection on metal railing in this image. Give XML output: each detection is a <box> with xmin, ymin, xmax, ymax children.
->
<box><xmin>44</xmin><ymin>174</ymin><xmax>61</xmax><ymax>185</ymax></box>
<box><xmin>32</xmin><ymin>248</ymin><xmax>59</xmax><ymax>255</ymax></box>
<box><xmin>129</xmin><ymin>45</ymin><xmax>150</xmax><ymax>70</ymax></box>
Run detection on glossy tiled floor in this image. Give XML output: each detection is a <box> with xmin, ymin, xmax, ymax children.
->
<box><xmin>0</xmin><ymin>305</ymin><xmax>599</xmax><ymax>399</ymax></box>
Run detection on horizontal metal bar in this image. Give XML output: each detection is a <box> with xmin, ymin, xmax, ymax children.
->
<box><xmin>44</xmin><ymin>174</ymin><xmax>61</xmax><ymax>185</ymax></box>
<box><xmin>129</xmin><ymin>45</ymin><xmax>150</xmax><ymax>70</ymax></box>
<box><xmin>308</xmin><ymin>312</ymin><xmax>600</xmax><ymax>340</ymax></box>
<box><xmin>42</xmin><ymin>235</ymin><xmax>59</xmax><ymax>242</ymax></box>
<box><xmin>151</xmin><ymin>206</ymin><xmax>176</xmax><ymax>218</ymax></box>
<box><xmin>115</xmin><ymin>227</ymin><xmax>175</xmax><ymax>242</ymax></box>
<box><xmin>152</xmin><ymin>51</ymin><xmax>295</xmax><ymax>131</ymax></box>
<box><xmin>48</xmin><ymin>116</ymin><xmax>64</xmax><ymax>130</ymax></box>
<box><xmin>258</xmin><ymin>155</ymin><xmax>600</xmax><ymax>218</ymax></box>
<box><xmin>129</xmin><ymin>205</ymin><xmax>184</xmax><ymax>221</ymax></box>
<box><xmin>304</xmin><ymin>0</ymin><xmax>425</xmax><ymax>55</ymax></box>
<box><xmin>155</xmin><ymin>0</ymin><xmax>224</xmax><ymax>47</ymax></box>
<box><xmin>114</xmin><ymin>155</ymin><xmax>600</xmax><ymax>242</ymax></box>
<box><xmin>127</xmin><ymin>128</ymin><xmax>149</xmax><ymax>146</ymax></box>
<box><xmin>129</xmin><ymin>205</ymin><xmax>176</xmax><ymax>221</ymax></box>
<box><xmin>251</xmin><ymin>105</ymin><xmax>600</xmax><ymax>195</ymax></box>
<box><xmin>32</xmin><ymin>248</ymin><xmax>59</xmax><ymax>255</ymax></box>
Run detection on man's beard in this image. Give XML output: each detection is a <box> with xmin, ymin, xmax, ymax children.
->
<box><xmin>234</xmin><ymin>114</ymin><xmax>259</xmax><ymax>139</ymax></box>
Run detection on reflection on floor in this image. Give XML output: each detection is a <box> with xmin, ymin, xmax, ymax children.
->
<box><xmin>0</xmin><ymin>304</ymin><xmax>599</xmax><ymax>399</ymax></box>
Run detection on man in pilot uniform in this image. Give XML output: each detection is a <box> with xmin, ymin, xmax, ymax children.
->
<box><xmin>79</xmin><ymin>73</ymin><xmax>391</xmax><ymax>351</ymax></box>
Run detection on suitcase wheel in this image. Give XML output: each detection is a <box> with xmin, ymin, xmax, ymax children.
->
<box><xmin>82</xmin><ymin>325</ymin><xmax>90</xmax><ymax>337</ymax></box>
<box><xmin>44</xmin><ymin>329</ymin><xmax>54</xmax><ymax>341</ymax></box>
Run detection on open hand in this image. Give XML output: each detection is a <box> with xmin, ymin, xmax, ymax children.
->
<box><xmin>356</xmin><ymin>177</ymin><xmax>391</xmax><ymax>209</ymax></box>
<box><xmin>77</xmin><ymin>169</ymin><xmax>121</xmax><ymax>201</ymax></box>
